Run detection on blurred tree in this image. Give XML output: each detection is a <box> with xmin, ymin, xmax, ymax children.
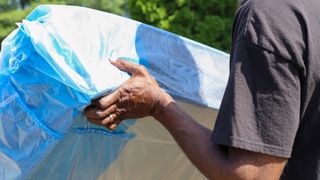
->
<box><xmin>0</xmin><ymin>0</ymin><xmax>126</xmax><ymax>46</ymax></box>
<box><xmin>0</xmin><ymin>0</ymin><xmax>65</xmax><ymax>45</ymax></box>
<box><xmin>0</xmin><ymin>0</ymin><xmax>19</xmax><ymax>11</ymax></box>
<box><xmin>0</xmin><ymin>0</ymin><xmax>237</xmax><ymax>52</ymax></box>
<box><xmin>65</xmin><ymin>0</ymin><xmax>126</xmax><ymax>15</ymax></box>
<box><xmin>128</xmin><ymin>0</ymin><xmax>238</xmax><ymax>52</ymax></box>
<box><xmin>20</xmin><ymin>0</ymin><xmax>31</xmax><ymax>9</ymax></box>
<box><xmin>0</xmin><ymin>0</ymin><xmax>32</xmax><ymax>10</ymax></box>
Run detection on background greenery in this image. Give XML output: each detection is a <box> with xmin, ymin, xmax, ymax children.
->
<box><xmin>0</xmin><ymin>0</ymin><xmax>238</xmax><ymax>52</ymax></box>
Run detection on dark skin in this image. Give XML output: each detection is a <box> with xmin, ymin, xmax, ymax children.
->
<box><xmin>85</xmin><ymin>59</ymin><xmax>287</xmax><ymax>180</ymax></box>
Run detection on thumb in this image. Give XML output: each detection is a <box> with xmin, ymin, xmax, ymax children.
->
<box><xmin>110</xmin><ymin>59</ymin><xmax>141</xmax><ymax>75</ymax></box>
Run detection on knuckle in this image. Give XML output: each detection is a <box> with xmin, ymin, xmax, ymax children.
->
<box><xmin>141</xmin><ymin>66</ymin><xmax>147</xmax><ymax>73</ymax></box>
<box><xmin>86</xmin><ymin>109</ymin><xmax>97</xmax><ymax>118</ymax></box>
<box><xmin>96</xmin><ymin>100</ymin><xmax>105</xmax><ymax>108</ymax></box>
<box><xmin>136</xmin><ymin>65</ymin><xmax>146</xmax><ymax>73</ymax></box>
<box><xmin>113</xmin><ymin>104</ymin><xmax>118</xmax><ymax>112</ymax></box>
<box><xmin>118</xmin><ymin>87</ymin><xmax>126</xmax><ymax>96</ymax></box>
<box><xmin>115</xmin><ymin>110</ymin><xmax>124</xmax><ymax>120</ymax></box>
<box><xmin>95</xmin><ymin>110</ymin><xmax>105</xmax><ymax>119</ymax></box>
<box><xmin>141</xmin><ymin>65</ymin><xmax>147</xmax><ymax>71</ymax></box>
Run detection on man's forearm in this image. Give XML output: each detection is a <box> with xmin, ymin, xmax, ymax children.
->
<box><xmin>153</xmin><ymin>96</ymin><xmax>286</xmax><ymax>180</ymax></box>
<box><xmin>154</xmin><ymin>100</ymin><xmax>229</xmax><ymax>179</ymax></box>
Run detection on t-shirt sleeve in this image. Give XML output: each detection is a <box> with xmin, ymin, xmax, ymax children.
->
<box><xmin>211</xmin><ymin>40</ymin><xmax>301</xmax><ymax>158</ymax></box>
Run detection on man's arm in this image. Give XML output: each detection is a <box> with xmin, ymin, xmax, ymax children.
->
<box><xmin>85</xmin><ymin>59</ymin><xmax>287</xmax><ymax>180</ymax></box>
<box><xmin>155</xmin><ymin>100</ymin><xmax>287</xmax><ymax>180</ymax></box>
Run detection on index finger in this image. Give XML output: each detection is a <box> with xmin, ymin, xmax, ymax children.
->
<box><xmin>110</xmin><ymin>59</ymin><xmax>141</xmax><ymax>75</ymax></box>
<box><xmin>92</xmin><ymin>89</ymin><xmax>121</xmax><ymax>109</ymax></box>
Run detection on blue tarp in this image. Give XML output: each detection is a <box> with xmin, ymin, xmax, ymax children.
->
<box><xmin>0</xmin><ymin>5</ymin><xmax>229</xmax><ymax>179</ymax></box>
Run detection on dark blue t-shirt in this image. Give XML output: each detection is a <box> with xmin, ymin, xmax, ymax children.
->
<box><xmin>212</xmin><ymin>0</ymin><xmax>320</xmax><ymax>179</ymax></box>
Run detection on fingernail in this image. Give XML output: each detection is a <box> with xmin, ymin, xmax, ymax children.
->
<box><xmin>110</xmin><ymin>124</ymin><xmax>117</xmax><ymax>130</ymax></box>
<box><xmin>108</xmin><ymin>57</ymin><xmax>117</xmax><ymax>63</ymax></box>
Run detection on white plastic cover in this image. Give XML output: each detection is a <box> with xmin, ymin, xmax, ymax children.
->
<box><xmin>0</xmin><ymin>5</ymin><xmax>229</xmax><ymax>180</ymax></box>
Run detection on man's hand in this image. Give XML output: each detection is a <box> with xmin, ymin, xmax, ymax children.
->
<box><xmin>84</xmin><ymin>59</ymin><xmax>173</xmax><ymax>130</ymax></box>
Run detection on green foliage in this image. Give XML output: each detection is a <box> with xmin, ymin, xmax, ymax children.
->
<box><xmin>0</xmin><ymin>0</ymin><xmax>66</xmax><ymax>44</ymax></box>
<box><xmin>65</xmin><ymin>0</ymin><xmax>126</xmax><ymax>15</ymax></box>
<box><xmin>0</xmin><ymin>0</ymin><xmax>126</xmax><ymax>46</ymax></box>
<box><xmin>0</xmin><ymin>0</ymin><xmax>19</xmax><ymax>11</ymax></box>
<box><xmin>128</xmin><ymin>0</ymin><xmax>238</xmax><ymax>51</ymax></box>
<box><xmin>0</xmin><ymin>0</ymin><xmax>237</xmax><ymax>52</ymax></box>
<box><xmin>0</xmin><ymin>7</ymin><xmax>30</xmax><ymax>43</ymax></box>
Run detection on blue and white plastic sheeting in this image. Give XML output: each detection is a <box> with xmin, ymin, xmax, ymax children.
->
<box><xmin>0</xmin><ymin>5</ymin><xmax>229</xmax><ymax>179</ymax></box>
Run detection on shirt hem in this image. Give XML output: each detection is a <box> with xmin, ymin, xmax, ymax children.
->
<box><xmin>212</xmin><ymin>134</ymin><xmax>292</xmax><ymax>158</ymax></box>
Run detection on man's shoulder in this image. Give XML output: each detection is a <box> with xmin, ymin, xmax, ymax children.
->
<box><xmin>242</xmin><ymin>0</ymin><xmax>303</xmax><ymax>33</ymax></box>
<box><xmin>248</xmin><ymin>0</ymin><xmax>317</xmax><ymax>25</ymax></box>
<box><xmin>235</xmin><ymin>0</ymin><xmax>312</xmax><ymax>62</ymax></box>
<box><xmin>251</xmin><ymin>0</ymin><xmax>301</xmax><ymax>12</ymax></box>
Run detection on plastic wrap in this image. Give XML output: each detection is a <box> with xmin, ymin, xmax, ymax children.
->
<box><xmin>0</xmin><ymin>5</ymin><xmax>229</xmax><ymax>180</ymax></box>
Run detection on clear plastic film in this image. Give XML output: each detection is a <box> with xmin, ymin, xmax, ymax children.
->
<box><xmin>0</xmin><ymin>5</ymin><xmax>229</xmax><ymax>180</ymax></box>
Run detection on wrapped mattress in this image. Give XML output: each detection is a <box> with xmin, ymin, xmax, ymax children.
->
<box><xmin>0</xmin><ymin>5</ymin><xmax>229</xmax><ymax>180</ymax></box>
